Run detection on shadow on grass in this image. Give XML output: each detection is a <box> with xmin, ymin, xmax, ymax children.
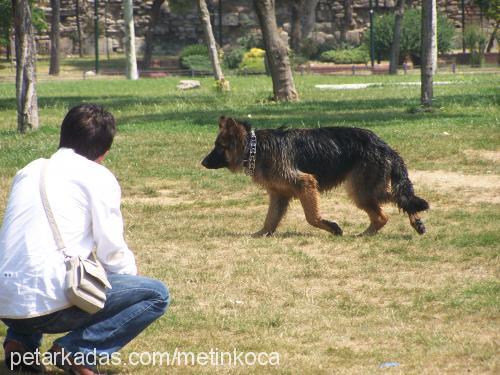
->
<box><xmin>34</xmin><ymin>57</ymin><xmax>128</xmax><ymax>72</ymax></box>
<box><xmin>0</xmin><ymin>359</ymin><xmax>122</xmax><ymax>375</ymax></box>
<box><xmin>0</xmin><ymin>91</ymin><xmax>495</xmax><ymax>132</ymax></box>
<box><xmin>117</xmin><ymin>92</ymin><xmax>496</xmax><ymax>129</ymax></box>
<box><xmin>120</xmin><ymin>108</ymin><xmax>475</xmax><ymax>130</ymax></box>
<box><xmin>214</xmin><ymin>230</ymin><xmax>323</xmax><ymax>238</ymax></box>
<box><xmin>211</xmin><ymin>229</ymin><xmax>391</xmax><ymax>239</ymax></box>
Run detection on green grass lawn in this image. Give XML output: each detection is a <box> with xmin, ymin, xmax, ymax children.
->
<box><xmin>0</xmin><ymin>73</ymin><xmax>499</xmax><ymax>374</ymax></box>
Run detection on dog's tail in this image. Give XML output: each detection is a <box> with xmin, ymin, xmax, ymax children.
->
<box><xmin>390</xmin><ymin>153</ymin><xmax>429</xmax><ymax>234</ymax></box>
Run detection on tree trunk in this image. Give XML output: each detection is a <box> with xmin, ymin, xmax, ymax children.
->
<box><xmin>431</xmin><ymin>0</ymin><xmax>437</xmax><ymax>74</ymax></box>
<box><xmin>197</xmin><ymin>0</ymin><xmax>227</xmax><ymax>88</ymax></box>
<box><xmin>290</xmin><ymin>0</ymin><xmax>303</xmax><ymax>52</ymax></box>
<box><xmin>75</xmin><ymin>0</ymin><xmax>83</xmax><ymax>57</ymax></box>
<box><xmin>301</xmin><ymin>0</ymin><xmax>320</xmax><ymax>39</ymax></box>
<box><xmin>123</xmin><ymin>0</ymin><xmax>138</xmax><ymax>80</ymax></box>
<box><xmin>340</xmin><ymin>0</ymin><xmax>353</xmax><ymax>44</ymax></box>
<box><xmin>389</xmin><ymin>0</ymin><xmax>405</xmax><ymax>74</ymax></box>
<box><xmin>254</xmin><ymin>0</ymin><xmax>298</xmax><ymax>101</ymax></box>
<box><xmin>421</xmin><ymin>0</ymin><xmax>436</xmax><ymax>107</ymax></box>
<box><xmin>486</xmin><ymin>21</ymin><xmax>498</xmax><ymax>53</ymax></box>
<box><xmin>143</xmin><ymin>0</ymin><xmax>164</xmax><ymax>69</ymax></box>
<box><xmin>49</xmin><ymin>0</ymin><xmax>60</xmax><ymax>75</ymax></box>
<box><xmin>12</xmin><ymin>0</ymin><xmax>39</xmax><ymax>132</ymax></box>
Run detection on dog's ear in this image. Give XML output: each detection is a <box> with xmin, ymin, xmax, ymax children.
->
<box><xmin>219</xmin><ymin>116</ymin><xmax>239</xmax><ymax>131</ymax></box>
<box><xmin>218</xmin><ymin>116</ymin><xmax>227</xmax><ymax>129</ymax></box>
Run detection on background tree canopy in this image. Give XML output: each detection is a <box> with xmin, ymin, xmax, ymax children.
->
<box><xmin>365</xmin><ymin>8</ymin><xmax>456</xmax><ymax>64</ymax></box>
<box><xmin>0</xmin><ymin>0</ymin><xmax>48</xmax><ymax>50</ymax></box>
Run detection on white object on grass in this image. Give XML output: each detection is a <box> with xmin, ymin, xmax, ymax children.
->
<box><xmin>177</xmin><ymin>80</ymin><xmax>201</xmax><ymax>90</ymax></box>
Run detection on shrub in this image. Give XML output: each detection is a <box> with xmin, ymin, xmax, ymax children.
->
<box><xmin>464</xmin><ymin>25</ymin><xmax>487</xmax><ymax>52</ymax></box>
<box><xmin>224</xmin><ymin>47</ymin><xmax>246</xmax><ymax>69</ymax></box>
<box><xmin>364</xmin><ymin>8</ymin><xmax>455</xmax><ymax>64</ymax></box>
<box><xmin>245</xmin><ymin>48</ymin><xmax>266</xmax><ymax>59</ymax></box>
<box><xmin>319</xmin><ymin>46</ymin><xmax>370</xmax><ymax>64</ymax></box>
<box><xmin>237</xmin><ymin>31</ymin><xmax>264</xmax><ymax>50</ymax></box>
<box><xmin>290</xmin><ymin>53</ymin><xmax>309</xmax><ymax>69</ymax></box>
<box><xmin>179</xmin><ymin>44</ymin><xmax>211</xmax><ymax>72</ymax></box>
<box><xmin>299</xmin><ymin>38</ymin><xmax>343</xmax><ymax>60</ymax></box>
<box><xmin>299</xmin><ymin>38</ymin><xmax>320</xmax><ymax>60</ymax></box>
<box><xmin>239</xmin><ymin>48</ymin><xmax>266</xmax><ymax>73</ymax></box>
<box><xmin>464</xmin><ymin>25</ymin><xmax>488</xmax><ymax>66</ymax></box>
<box><xmin>181</xmin><ymin>55</ymin><xmax>212</xmax><ymax>72</ymax></box>
<box><xmin>179</xmin><ymin>44</ymin><xmax>208</xmax><ymax>60</ymax></box>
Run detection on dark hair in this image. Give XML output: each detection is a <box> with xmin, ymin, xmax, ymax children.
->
<box><xmin>59</xmin><ymin>104</ymin><xmax>116</xmax><ymax>160</ymax></box>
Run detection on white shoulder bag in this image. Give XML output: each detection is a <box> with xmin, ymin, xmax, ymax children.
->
<box><xmin>40</xmin><ymin>160</ymin><xmax>111</xmax><ymax>314</ymax></box>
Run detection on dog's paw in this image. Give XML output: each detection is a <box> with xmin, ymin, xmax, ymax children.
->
<box><xmin>251</xmin><ymin>229</ymin><xmax>275</xmax><ymax>238</ymax></box>
<box><xmin>411</xmin><ymin>218</ymin><xmax>426</xmax><ymax>235</ymax></box>
<box><xmin>356</xmin><ymin>228</ymin><xmax>378</xmax><ymax>237</ymax></box>
<box><xmin>322</xmin><ymin>220</ymin><xmax>343</xmax><ymax>236</ymax></box>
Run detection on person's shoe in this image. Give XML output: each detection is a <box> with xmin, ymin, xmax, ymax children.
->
<box><xmin>4</xmin><ymin>339</ymin><xmax>45</xmax><ymax>373</ymax></box>
<box><xmin>49</xmin><ymin>344</ymin><xmax>105</xmax><ymax>375</ymax></box>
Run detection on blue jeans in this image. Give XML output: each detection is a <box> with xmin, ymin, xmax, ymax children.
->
<box><xmin>2</xmin><ymin>274</ymin><xmax>169</xmax><ymax>359</ymax></box>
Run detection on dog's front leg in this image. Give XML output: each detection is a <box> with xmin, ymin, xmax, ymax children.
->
<box><xmin>252</xmin><ymin>191</ymin><xmax>291</xmax><ymax>237</ymax></box>
<box><xmin>297</xmin><ymin>173</ymin><xmax>343</xmax><ymax>236</ymax></box>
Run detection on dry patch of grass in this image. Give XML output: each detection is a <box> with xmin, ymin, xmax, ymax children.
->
<box><xmin>411</xmin><ymin>169</ymin><xmax>500</xmax><ymax>205</ymax></box>
<box><xmin>463</xmin><ymin>149</ymin><xmax>500</xmax><ymax>164</ymax></box>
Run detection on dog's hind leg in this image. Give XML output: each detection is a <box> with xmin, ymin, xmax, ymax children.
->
<box><xmin>345</xmin><ymin>169</ymin><xmax>389</xmax><ymax>236</ymax></box>
<box><xmin>357</xmin><ymin>203</ymin><xmax>389</xmax><ymax>236</ymax></box>
<box><xmin>296</xmin><ymin>173</ymin><xmax>343</xmax><ymax>236</ymax></box>
<box><xmin>253</xmin><ymin>190</ymin><xmax>291</xmax><ymax>237</ymax></box>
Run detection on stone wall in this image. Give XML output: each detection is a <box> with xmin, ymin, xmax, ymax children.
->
<box><xmin>36</xmin><ymin>0</ymin><xmax>493</xmax><ymax>57</ymax></box>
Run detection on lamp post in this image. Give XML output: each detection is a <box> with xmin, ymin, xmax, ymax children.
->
<box><xmin>104</xmin><ymin>0</ymin><xmax>110</xmax><ymax>60</ymax></box>
<box><xmin>369</xmin><ymin>0</ymin><xmax>375</xmax><ymax>68</ymax></box>
<box><xmin>218</xmin><ymin>0</ymin><xmax>223</xmax><ymax>46</ymax></box>
<box><xmin>94</xmin><ymin>0</ymin><xmax>99</xmax><ymax>74</ymax></box>
<box><xmin>461</xmin><ymin>0</ymin><xmax>466</xmax><ymax>53</ymax></box>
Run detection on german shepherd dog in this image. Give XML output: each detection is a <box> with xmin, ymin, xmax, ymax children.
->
<box><xmin>202</xmin><ymin>116</ymin><xmax>429</xmax><ymax>237</ymax></box>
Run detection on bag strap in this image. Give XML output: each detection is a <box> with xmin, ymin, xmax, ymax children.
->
<box><xmin>40</xmin><ymin>160</ymin><xmax>67</xmax><ymax>254</ymax></box>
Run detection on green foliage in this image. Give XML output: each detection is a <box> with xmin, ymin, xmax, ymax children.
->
<box><xmin>319</xmin><ymin>46</ymin><xmax>370</xmax><ymax>64</ymax></box>
<box><xmin>289</xmin><ymin>53</ymin><xmax>308</xmax><ymax>69</ymax></box>
<box><xmin>238</xmin><ymin>48</ymin><xmax>266</xmax><ymax>73</ymax></box>
<box><xmin>0</xmin><ymin>0</ymin><xmax>11</xmax><ymax>48</ymax></box>
<box><xmin>299</xmin><ymin>38</ymin><xmax>320</xmax><ymax>60</ymax></box>
<box><xmin>365</xmin><ymin>8</ymin><xmax>455</xmax><ymax>64</ymax></box>
<box><xmin>179</xmin><ymin>44</ymin><xmax>208</xmax><ymax>60</ymax></box>
<box><xmin>169</xmin><ymin>0</ymin><xmax>195</xmax><ymax>14</ymax></box>
<box><xmin>299</xmin><ymin>38</ymin><xmax>341</xmax><ymax>60</ymax></box>
<box><xmin>32</xmin><ymin>6</ymin><xmax>48</xmax><ymax>32</ymax></box>
<box><xmin>464</xmin><ymin>25</ymin><xmax>488</xmax><ymax>51</ymax></box>
<box><xmin>464</xmin><ymin>25</ymin><xmax>488</xmax><ymax>66</ymax></box>
<box><xmin>180</xmin><ymin>54</ymin><xmax>212</xmax><ymax>72</ymax></box>
<box><xmin>223</xmin><ymin>46</ymin><xmax>246</xmax><ymax>69</ymax></box>
<box><xmin>474</xmin><ymin>0</ymin><xmax>500</xmax><ymax>21</ymax></box>
<box><xmin>0</xmin><ymin>0</ymin><xmax>48</xmax><ymax>49</ymax></box>
<box><xmin>179</xmin><ymin>44</ymin><xmax>211</xmax><ymax>71</ymax></box>
<box><xmin>236</xmin><ymin>31</ymin><xmax>264</xmax><ymax>50</ymax></box>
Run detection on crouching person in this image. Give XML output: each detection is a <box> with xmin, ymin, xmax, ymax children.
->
<box><xmin>0</xmin><ymin>104</ymin><xmax>169</xmax><ymax>374</ymax></box>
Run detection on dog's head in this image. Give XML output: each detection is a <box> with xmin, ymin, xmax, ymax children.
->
<box><xmin>201</xmin><ymin>116</ymin><xmax>251</xmax><ymax>172</ymax></box>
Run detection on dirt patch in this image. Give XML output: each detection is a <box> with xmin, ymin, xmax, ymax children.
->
<box><xmin>123</xmin><ymin>188</ymin><xmax>197</xmax><ymax>206</ymax></box>
<box><xmin>410</xmin><ymin>170</ymin><xmax>500</xmax><ymax>204</ymax></box>
<box><xmin>463</xmin><ymin>149</ymin><xmax>500</xmax><ymax>164</ymax></box>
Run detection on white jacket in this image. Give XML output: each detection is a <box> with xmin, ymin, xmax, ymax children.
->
<box><xmin>0</xmin><ymin>148</ymin><xmax>137</xmax><ymax>319</ymax></box>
